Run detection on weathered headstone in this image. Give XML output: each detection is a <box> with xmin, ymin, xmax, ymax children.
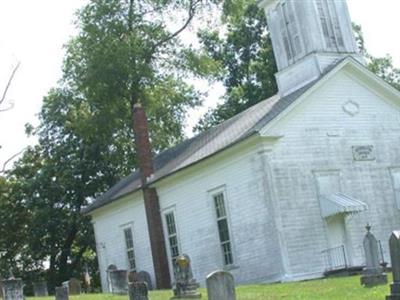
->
<box><xmin>387</xmin><ymin>231</ymin><xmax>400</xmax><ymax>300</ymax></box>
<box><xmin>360</xmin><ymin>224</ymin><xmax>388</xmax><ymax>287</ymax></box>
<box><xmin>170</xmin><ymin>254</ymin><xmax>201</xmax><ymax>299</ymax></box>
<box><xmin>62</xmin><ymin>278</ymin><xmax>81</xmax><ymax>295</ymax></box>
<box><xmin>128</xmin><ymin>271</ymin><xmax>138</xmax><ymax>283</ymax></box>
<box><xmin>33</xmin><ymin>281</ymin><xmax>48</xmax><ymax>297</ymax></box>
<box><xmin>1</xmin><ymin>279</ymin><xmax>24</xmax><ymax>300</ymax></box>
<box><xmin>206</xmin><ymin>271</ymin><xmax>236</xmax><ymax>300</ymax></box>
<box><xmin>1</xmin><ymin>279</ymin><xmax>23</xmax><ymax>300</ymax></box>
<box><xmin>55</xmin><ymin>286</ymin><xmax>69</xmax><ymax>300</ymax></box>
<box><xmin>107</xmin><ymin>264</ymin><xmax>118</xmax><ymax>292</ymax></box>
<box><xmin>109</xmin><ymin>270</ymin><xmax>128</xmax><ymax>295</ymax></box>
<box><xmin>137</xmin><ymin>271</ymin><xmax>153</xmax><ymax>290</ymax></box>
<box><xmin>128</xmin><ymin>281</ymin><xmax>148</xmax><ymax>300</ymax></box>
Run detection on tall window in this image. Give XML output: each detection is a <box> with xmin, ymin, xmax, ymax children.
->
<box><xmin>123</xmin><ymin>227</ymin><xmax>136</xmax><ymax>271</ymax></box>
<box><xmin>213</xmin><ymin>192</ymin><xmax>234</xmax><ymax>266</ymax></box>
<box><xmin>316</xmin><ymin>0</ymin><xmax>344</xmax><ymax>50</ymax></box>
<box><xmin>278</xmin><ymin>1</ymin><xmax>303</xmax><ymax>62</ymax></box>
<box><xmin>165</xmin><ymin>211</ymin><xmax>180</xmax><ymax>267</ymax></box>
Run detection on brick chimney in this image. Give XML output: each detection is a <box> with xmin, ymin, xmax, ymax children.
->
<box><xmin>132</xmin><ymin>103</ymin><xmax>171</xmax><ymax>289</ymax></box>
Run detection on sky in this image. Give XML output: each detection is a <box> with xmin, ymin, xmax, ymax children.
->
<box><xmin>0</xmin><ymin>0</ymin><xmax>399</xmax><ymax>168</ymax></box>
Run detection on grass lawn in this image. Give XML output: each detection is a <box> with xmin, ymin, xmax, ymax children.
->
<box><xmin>28</xmin><ymin>275</ymin><xmax>392</xmax><ymax>299</ymax></box>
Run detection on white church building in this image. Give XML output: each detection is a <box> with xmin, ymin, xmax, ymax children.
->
<box><xmin>83</xmin><ymin>0</ymin><xmax>400</xmax><ymax>290</ymax></box>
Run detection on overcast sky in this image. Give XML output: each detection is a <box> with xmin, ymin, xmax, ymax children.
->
<box><xmin>0</xmin><ymin>0</ymin><xmax>399</xmax><ymax>167</ymax></box>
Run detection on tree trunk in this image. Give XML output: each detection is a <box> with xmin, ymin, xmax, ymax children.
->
<box><xmin>57</xmin><ymin>224</ymin><xmax>78</xmax><ymax>284</ymax></box>
<box><xmin>132</xmin><ymin>102</ymin><xmax>171</xmax><ymax>289</ymax></box>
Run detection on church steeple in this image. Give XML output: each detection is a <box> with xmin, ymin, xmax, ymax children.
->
<box><xmin>259</xmin><ymin>0</ymin><xmax>364</xmax><ymax>96</ymax></box>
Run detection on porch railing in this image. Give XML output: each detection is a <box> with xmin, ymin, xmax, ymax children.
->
<box><xmin>321</xmin><ymin>245</ymin><xmax>348</xmax><ymax>271</ymax></box>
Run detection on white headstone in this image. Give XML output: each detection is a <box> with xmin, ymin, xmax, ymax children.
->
<box><xmin>360</xmin><ymin>225</ymin><xmax>387</xmax><ymax>287</ymax></box>
<box><xmin>206</xmin><ymin>271</ymin><xmax>236</xmax><ymax>300</ymax></box>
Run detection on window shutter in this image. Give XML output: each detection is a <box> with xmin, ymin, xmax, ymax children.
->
<box><xmin>287</xmin><ymin>1</ymin><xmax>303</xmax><ymax>57</ymax></box>
<box><xmin>327</xmin><ymin>1</ymin><xmax>344</xmax><ymax>48</ymax></box>
<box><xmin>316</xmin><ymin>0</ymin><xmax>345</xmax><ymax>51</ymax></box>
<box><xmin>279</xmin><ymin>3</ymin><xmax>293</xmax><ymax>61</ymax></box>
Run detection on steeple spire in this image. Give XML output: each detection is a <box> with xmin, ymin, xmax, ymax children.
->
<box><xmin>259</xmin><ymin>0</ymin><xmax>365</xmax><ymax>96</ymax></box>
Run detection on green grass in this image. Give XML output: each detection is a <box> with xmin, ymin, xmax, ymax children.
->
<box><xmin>28</xmin><ymin>275</ymin><xmax>392</xmax><ymax>299</ymax></box>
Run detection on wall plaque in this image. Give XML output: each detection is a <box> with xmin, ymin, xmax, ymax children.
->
<box><xmin>352</xmin><ymin>145</ymin><xmax>375</xmax><ymax>161</ymax></box>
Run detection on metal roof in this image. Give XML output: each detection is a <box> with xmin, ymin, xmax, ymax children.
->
<box><xmin>83</xmin><ymin>59</ymin><xmax>348</xmax><ymax>215</ymax></box>
<box><xmin>320</xmin><ymin>193</ymin><xmax>368</xmax><ymax>218</ymax></box>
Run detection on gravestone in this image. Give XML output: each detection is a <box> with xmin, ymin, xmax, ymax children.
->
<box><xmin>55</xmin><ymin>286</ymin><xmax>69</xmax><ymax>300</ymax></box>
<box><xmin>360</xmin><ymin>224</ymin><xmax>388</xmax><ymax>287</ymax></box>
<box><xmin>62</xmin><ymin>278</ymin><xmax>81</xmax><ymax>295</ymax></box>
<box><xmin>33</xmin><ymin>281</ymin><xmax>48</xmax><ymax>297</ymax></box>
<box><xmin>1</xmin><ymin>279</ymin><xmax>24</xmax><ymax>300</ymax></box>
<box><xmin>206</xmin><ymin>271</ymin><xmax>236</xmax><ymax>300</ymax></box>
<box><xmin>107</xmin><ymin>265</ymin><xmax>118</xmax><ymax>292</ymax></box>
<box><xmin>128</xmin><ymin>281</ymin><xmax>148</xmax><ymax>300</ymax></box>
<box><xmin>387</xmin><ymin>231</ymin><xmax>400</xmax><ymax>300</ymax></box>
<box><xmin>170</xmin><ymin>254</ymin><xmax>201</xmax><ymax>299</ymax></box>
<box><xmin>128</xmin><ymin>271</ymin><xmax>138</xmax><ymax>283</ymax></box>
<box><xmin>137</xmin><ymin>271</ymin><xmax>153</xmax><ymax>290</ymax></box>
<box><xmin>109</xmin><ymin>270</ymin><xmax>128</xmax><ymax>295</ymax></box>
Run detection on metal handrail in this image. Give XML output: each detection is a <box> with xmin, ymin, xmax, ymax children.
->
<box><xmin>321</xmin><ymin>245</ymin><xmax>348</xmax><ymax>271</ymax></box>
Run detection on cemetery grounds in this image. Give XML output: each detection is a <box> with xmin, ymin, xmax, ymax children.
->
<box><xmin>28</xmin><ymin>275</ymin><xmax>390</xmax><ymax>299</ymax></box>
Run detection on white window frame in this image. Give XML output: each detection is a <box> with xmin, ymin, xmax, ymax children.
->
<box><xmin>210</xmin><ymin>186</ymin><xmax>235</xmax><ymax>268</ymax></box>
<box><xmin>161</xmin><ymin>206</ymin><xmax>182</xmax><ymax>279</ymax></box>
<box><xmin>121</xmin><ymin>223</ymin><xmax>137</xmax><ymax>272</ymax></box>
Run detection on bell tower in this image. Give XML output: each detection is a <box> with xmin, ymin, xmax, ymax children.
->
<box><xmin>258</xmin><ymin>0</ymin><xmax>364</xmax><ymax>96</ymax></box>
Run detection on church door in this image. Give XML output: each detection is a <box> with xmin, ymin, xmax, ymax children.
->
<box><xmin>326</xmin><ymin>215</ymin><xmax>351</xmax><ymax>268</ymax></box>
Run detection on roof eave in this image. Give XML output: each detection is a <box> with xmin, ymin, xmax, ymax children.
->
<box><xmin>83</xmin><ymin>132</ymin><xmax>263</xmax><ymax>215</ymax></box>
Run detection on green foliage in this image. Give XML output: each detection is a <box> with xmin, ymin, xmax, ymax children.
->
<box><xmin>368</xmin><ymin>56</ymin><xmax>400</xmax><ymax>91</ymax></box>
<box><xmin>1</xmin><ymin>0</ymin><xmax>221</xmax><ymax>289</ymax></box>
<box><xmin>63</xmin><ymin>0</ymin><xmax>219</xmax><ymax>148</ymax></box>
<box><xmin>4</xmin><ymin>86</ymin><xmax>136</xmax><ymax>287</ymax></box>
<box><xmin>195</xmin><ymin>2</ymin><xmax>277</xmax><ymax>132</ymax></box>
<box><xmin>353</xmin><ymin>23</ymin><xmax>400</xmax><ymax>91</ymax></box>
<box><xmin>0</xmin><ymin>176</ymin><xmax>31</xmax><ymax>275</ymax></box>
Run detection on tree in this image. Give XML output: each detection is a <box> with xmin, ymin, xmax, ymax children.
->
<box><xmin>353</xmin><ymin>24</ymin><xmax>400</xmax><ymax>91</ymax></box>
<box><xmin>195</xmin><ymin>2</ymin><xmax>277</xmax><ymax>131</ymax></box>
<box><xmin>2</xmin><ymin>0</ymin><xmax>220</xmax><ymax>290</ymax></box>
<box><xmin>0</xmin><ymin>175</ymin><xmax>30</xmax><ymax>277</ymax></box>
<box><xmin>4</xmin><ymin>86</ymin><xmax>137</xmax><ymax>289</ymax></box>
<box><xmin>63</xmin><ymin>0</ymin><xmax>219</xmax><ymax>288</ymax></box>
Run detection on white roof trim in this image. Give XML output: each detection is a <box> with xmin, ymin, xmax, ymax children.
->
<box><xmin>320</xmin><ymin>193</ymin><xmax>368</xmax><ymax>218</ymax></box>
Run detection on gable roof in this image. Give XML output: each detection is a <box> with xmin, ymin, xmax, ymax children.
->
<box><xmin>83</xmin><ymin>57</ymin><xmax>378</xmax><ymax>215</ymax></box>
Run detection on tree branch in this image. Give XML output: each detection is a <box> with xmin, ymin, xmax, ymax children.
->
<box><xmin>149</xmin><ymin>0</ymin><xmax>201</xmax><ymax>55</ymax></box>
<box><xmin>0</xmin><ymin>147</ymin><xmax>25</xmax><ymax>174</ymax></box>
<box><xmin>0</xmin><ymin>62</ymin><xmax>20</xmax><ymax>108</ymax></box>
